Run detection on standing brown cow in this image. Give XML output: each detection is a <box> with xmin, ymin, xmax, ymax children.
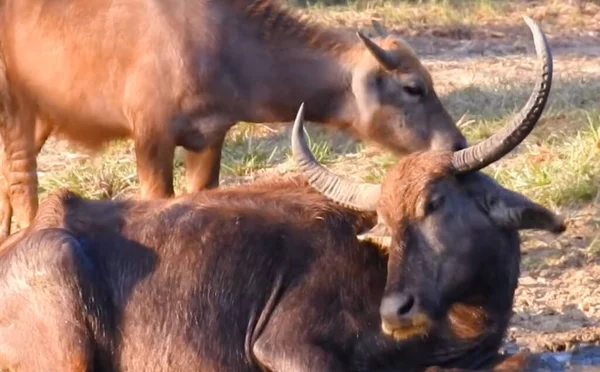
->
<box><xmin>0</xmin><ymin>0</ymin><xmax>533</xmax><ymax>240</ymax></box>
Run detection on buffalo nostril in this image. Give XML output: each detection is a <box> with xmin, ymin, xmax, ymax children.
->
<box><xmin>380</xmin><ymin>293</ymin><xmax>416</xmax><ymax>324</ymax></box>
<box><xmin>396</xmin><ymin>294</ymin><xmax>415</xmax><ymax>316</ymax></box>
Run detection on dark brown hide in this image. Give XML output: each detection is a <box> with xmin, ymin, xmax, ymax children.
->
<box><xmin>0</xmin><ymin>167</ymin><xmax>563</xmax><ymax>371</ymax></box>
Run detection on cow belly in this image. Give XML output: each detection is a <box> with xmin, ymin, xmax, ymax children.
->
<box><xmin>2</xmin><ymin>0</ymin><xmax>193</xmax><ymax>149</ymax></box>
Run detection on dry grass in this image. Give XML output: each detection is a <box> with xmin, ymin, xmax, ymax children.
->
<box><xmin>300</xmin><ymin>0</ymin><xmax>600</xmax><ymax>36</ymax></box>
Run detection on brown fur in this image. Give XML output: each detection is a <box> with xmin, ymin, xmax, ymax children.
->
<box><xmin>377</xmin><ymin>152</ymin><xmax>453</xmax><ymax>226</ymax></box>
<box><xmin>447</xmin><ymin>303</ymin><xmax>488</xmax><ymax>341</ymax></box>
<box><xmin>0</xmin><ymin>0</ymin><xmax>467</xmax><ymax>241</ymax></box>
<box><xmin>0</xmin><ymin>151</ymin><xmax>564</xmax><ymax>370</ymax></box>
<box><xmin>231</xmin><ymin>0</ymin><xmax>352</xmax><ymax>54</ymax></box>
<box><xmin>30</xmin><ymin>174</ymin><xmax>376</xmax><ymax>244</ymax></box>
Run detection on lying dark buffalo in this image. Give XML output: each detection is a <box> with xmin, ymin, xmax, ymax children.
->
<box><xmin>0</xmin><ymin>0</ymin><xmax>543</xmax><ymax>241</ymax></box>
<box><xmin>0</xmin><ymin>82</ymin><xmax>565</xmax><ymax>371</ymax></box>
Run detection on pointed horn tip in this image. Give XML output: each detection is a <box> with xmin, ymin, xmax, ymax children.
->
<box><xmin>451</xmin><ymin>13</ymin><xmax>552</xmax><ymax>175</ymax></box>
<box><xmin>522</xmin><ymin>15</ymin><xmax>534</xmax><ymax>23</ymax></box>
<box><xmin>292</xmin><ymin>102</ymin><xmax>306</xmax><ymax>145</ymax></box>
<box><xmin>297</xmin><ymin>102</ymin><xmax>305</xmax><ymax>118</ymax></box>
<box><xmin>356</xmin><ymin>30</ymin><xmax>367</xmax><ymax>41</ymax></box>
<box><xmin>522</xmin><ymin>15</ymin><xmax>541</xmax><ymax>32</ymax></box>
<box><xmin>293</xmin><ymin>102</ymin><xmax>305</xmax><ymax>126</ymax></box>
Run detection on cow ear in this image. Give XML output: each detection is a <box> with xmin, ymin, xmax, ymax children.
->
<box><xmin>463</xmin><ymin>173</ymin><xmax>566</xmax><ymax>233</ymax></box>
<box><xmin>485</xmin><ymin>195</ymin><xmax>566</xmax><ymax>233</ymax></box>
<box><xmin>357</xmin><ymin>217</ymin><xmax>392</xmax><ymax>253</ymax></box>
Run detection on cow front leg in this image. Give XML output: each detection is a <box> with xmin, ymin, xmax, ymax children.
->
<box><xmin>253</xmin><ymin>335</ymin><xmax>346</xmax><ymax>371</ymax></box>
<box><xmin>183</xmin><ymin>135</ymin><xmax>225</xmax><ymax>192</ymax></box>
<box><xmin>0</xmin><ymin>148</ymin><xmax>12</xmax><ymax>240</ymax></box>
<box><xmin>254</xmin><ymin>344</ymin><xmax>346</xmax><ymax>372</ymax></box>
<box><xmin>0</xmin><ymin>117</ymin><xmax>53</xmax><ymax>241</ymax></box>
<box><xmin>134</xmin><ymin>132</ymin><xmax>175</xmax><ymax>199</ymax></box>
<box><xmin>177</xmin><ymin>114</ymin><xmax>233</xmax><ymax>193</ymax></box>
<box><xmin>0</xmin><ymin>109</ymin><xmax>38</xmax><ymax>235</ymax></box>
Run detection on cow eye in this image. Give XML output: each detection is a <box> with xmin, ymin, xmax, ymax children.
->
<box><xmin>403</xmin><ymin>83</ymin><xmax>425</xmax><ymax>97</ymax></box>
<box><xmin>425</xmin><ymin>195</ymin><xmax>445</xmax><ymax>215</ymax></box>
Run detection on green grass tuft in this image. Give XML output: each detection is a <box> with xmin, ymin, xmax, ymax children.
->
<box><xmin>488</xmin><ymin>113</ymin><xmax>600</xmax><ymax>208</ymax></box>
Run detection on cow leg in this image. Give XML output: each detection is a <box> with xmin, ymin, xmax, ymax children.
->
<box><xmin>133</xmin><ymin>128</ymin><xmax>176</xmax><ymax>199</ymax></box>
<box><xmin>0</xmin><ymin>118</ymin><xmax>51</xmax><ymax>241</ymax></box>
<box><xmin>183</xmin><ymin>135</ymin><xmax>226</xmax><ymax>192</ymax></box>
<box><xmin>0</xmin><ymin>109</ymin><xmax>38</xmax><ymax>236</ymax></box>
<box><xmin>253</xmin><ymin>328</ymin><xmax>346</xmax><ymax>372</ymax></box>
<box><xmin>178</xmin><ymin>114</ymin><xmax>233</xmax><ymax>193</ymax></box>
<box><xmin>0</xmin><ymin>149</ymin><xmax>12</xmax><ymax>241</ymax></box>
<box><xmin>253</xmin><ymin>340</ymin><xmax>345</xmax><ymax>371</ymax></box>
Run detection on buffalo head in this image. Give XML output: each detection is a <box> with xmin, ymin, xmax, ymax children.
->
<box><xmin>344</xmin><ymin>17</ymin><xmax>548</xmax><ymax>156</ymax></box>
<box><xmin>347</xmin><ymin>22</ymin><xmax>464</xmax><ymax>154</ymax></box>
<box><xmin>291</xmin><ymin>17</ymin><xmax>565</xmax><ymax>343</ymax></box>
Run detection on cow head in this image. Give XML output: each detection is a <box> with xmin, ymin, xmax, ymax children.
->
<box><xmin>346</xmin><ymin>22</ymin><xmax>466</xmax><ymax>154</ymax></box>
<box><xmin>343</xmin><ymin>16</ymin><xmax>548</xmax><ymax>157</ymax></box>
<box><xmin>291</xmin><ymin>16</ymin><xmax>564</xmax><ymax>344</ymax></box>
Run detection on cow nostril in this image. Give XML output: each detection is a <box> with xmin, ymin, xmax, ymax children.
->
<box><xmin>397</xmin><ymin>294</ymin><xmax>415</xmax><ymax>316</ymax></box>
<box><xmin>380</xmin><ymin>293</ymin><xmax>418</xmax><ymax>324</ymax></box>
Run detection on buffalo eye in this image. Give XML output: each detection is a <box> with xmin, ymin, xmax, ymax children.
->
<box><xmin>403</xmin><ymin>82</ymin><xmax>425</xmax><ymax>97</ymax></box>
<box><xmin>425</xmin><ymin>195</ymin><xmax>445</xmax><ymax>215</ymax></box>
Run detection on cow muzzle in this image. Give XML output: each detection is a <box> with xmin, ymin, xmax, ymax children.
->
<box><xmin>380</xmin><ymin>293</ymin><xmax>432</xmax><ymax>341</ymax></box>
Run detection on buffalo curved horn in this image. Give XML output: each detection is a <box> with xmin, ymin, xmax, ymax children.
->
<box><xmin>356</xmin><ymin>31</ymin><xmax>397</xmax><ymax>71</ymax></box>
<box><xmin>452</xmin><ymin>16</ymin><xmax>553</xmax><ymax>174</ymax></box>
<box><xmin>371</xmin><ymin>20</ymin><xmax>389</xmax><ymax>38</ymax></box>
<box><xmin>291</xmin><ymin>103</ymin><xmax>381</xmax><ymax>212</ymax></box>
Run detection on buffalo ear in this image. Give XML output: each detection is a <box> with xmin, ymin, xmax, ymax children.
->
<box><xmin>463</xmin><ymin>173</ymin><xmax>566</xmax><ymax>233</ymax></box>
<box><xmin>486</xmin><ymin>195</ymin><xmax>566</xmax><ymax>233</ymax></box>
<box><xmin>357</xmin><ymin>217</ymin><xmax>392</xmax><ymax>253</ymax></box>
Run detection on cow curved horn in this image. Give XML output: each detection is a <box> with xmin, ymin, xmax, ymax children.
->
<box><xmin>356</xmin><ymin>31</ymin><xmax>396</xmax><ymax>71</ymax></box>
<box><xmin>371</xmin><ymin>20</ymin><xmax>389</xmax><ymax>38</ymax></box>
<box><xmin>291</xmin><ymin>103</ymin><xmax>381</xmax><ymax>212</ymax></box>
<box><xmin>452</xmin><ymin>16</ymin><xmax>553</xmax><ymax>174</ymax></box>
